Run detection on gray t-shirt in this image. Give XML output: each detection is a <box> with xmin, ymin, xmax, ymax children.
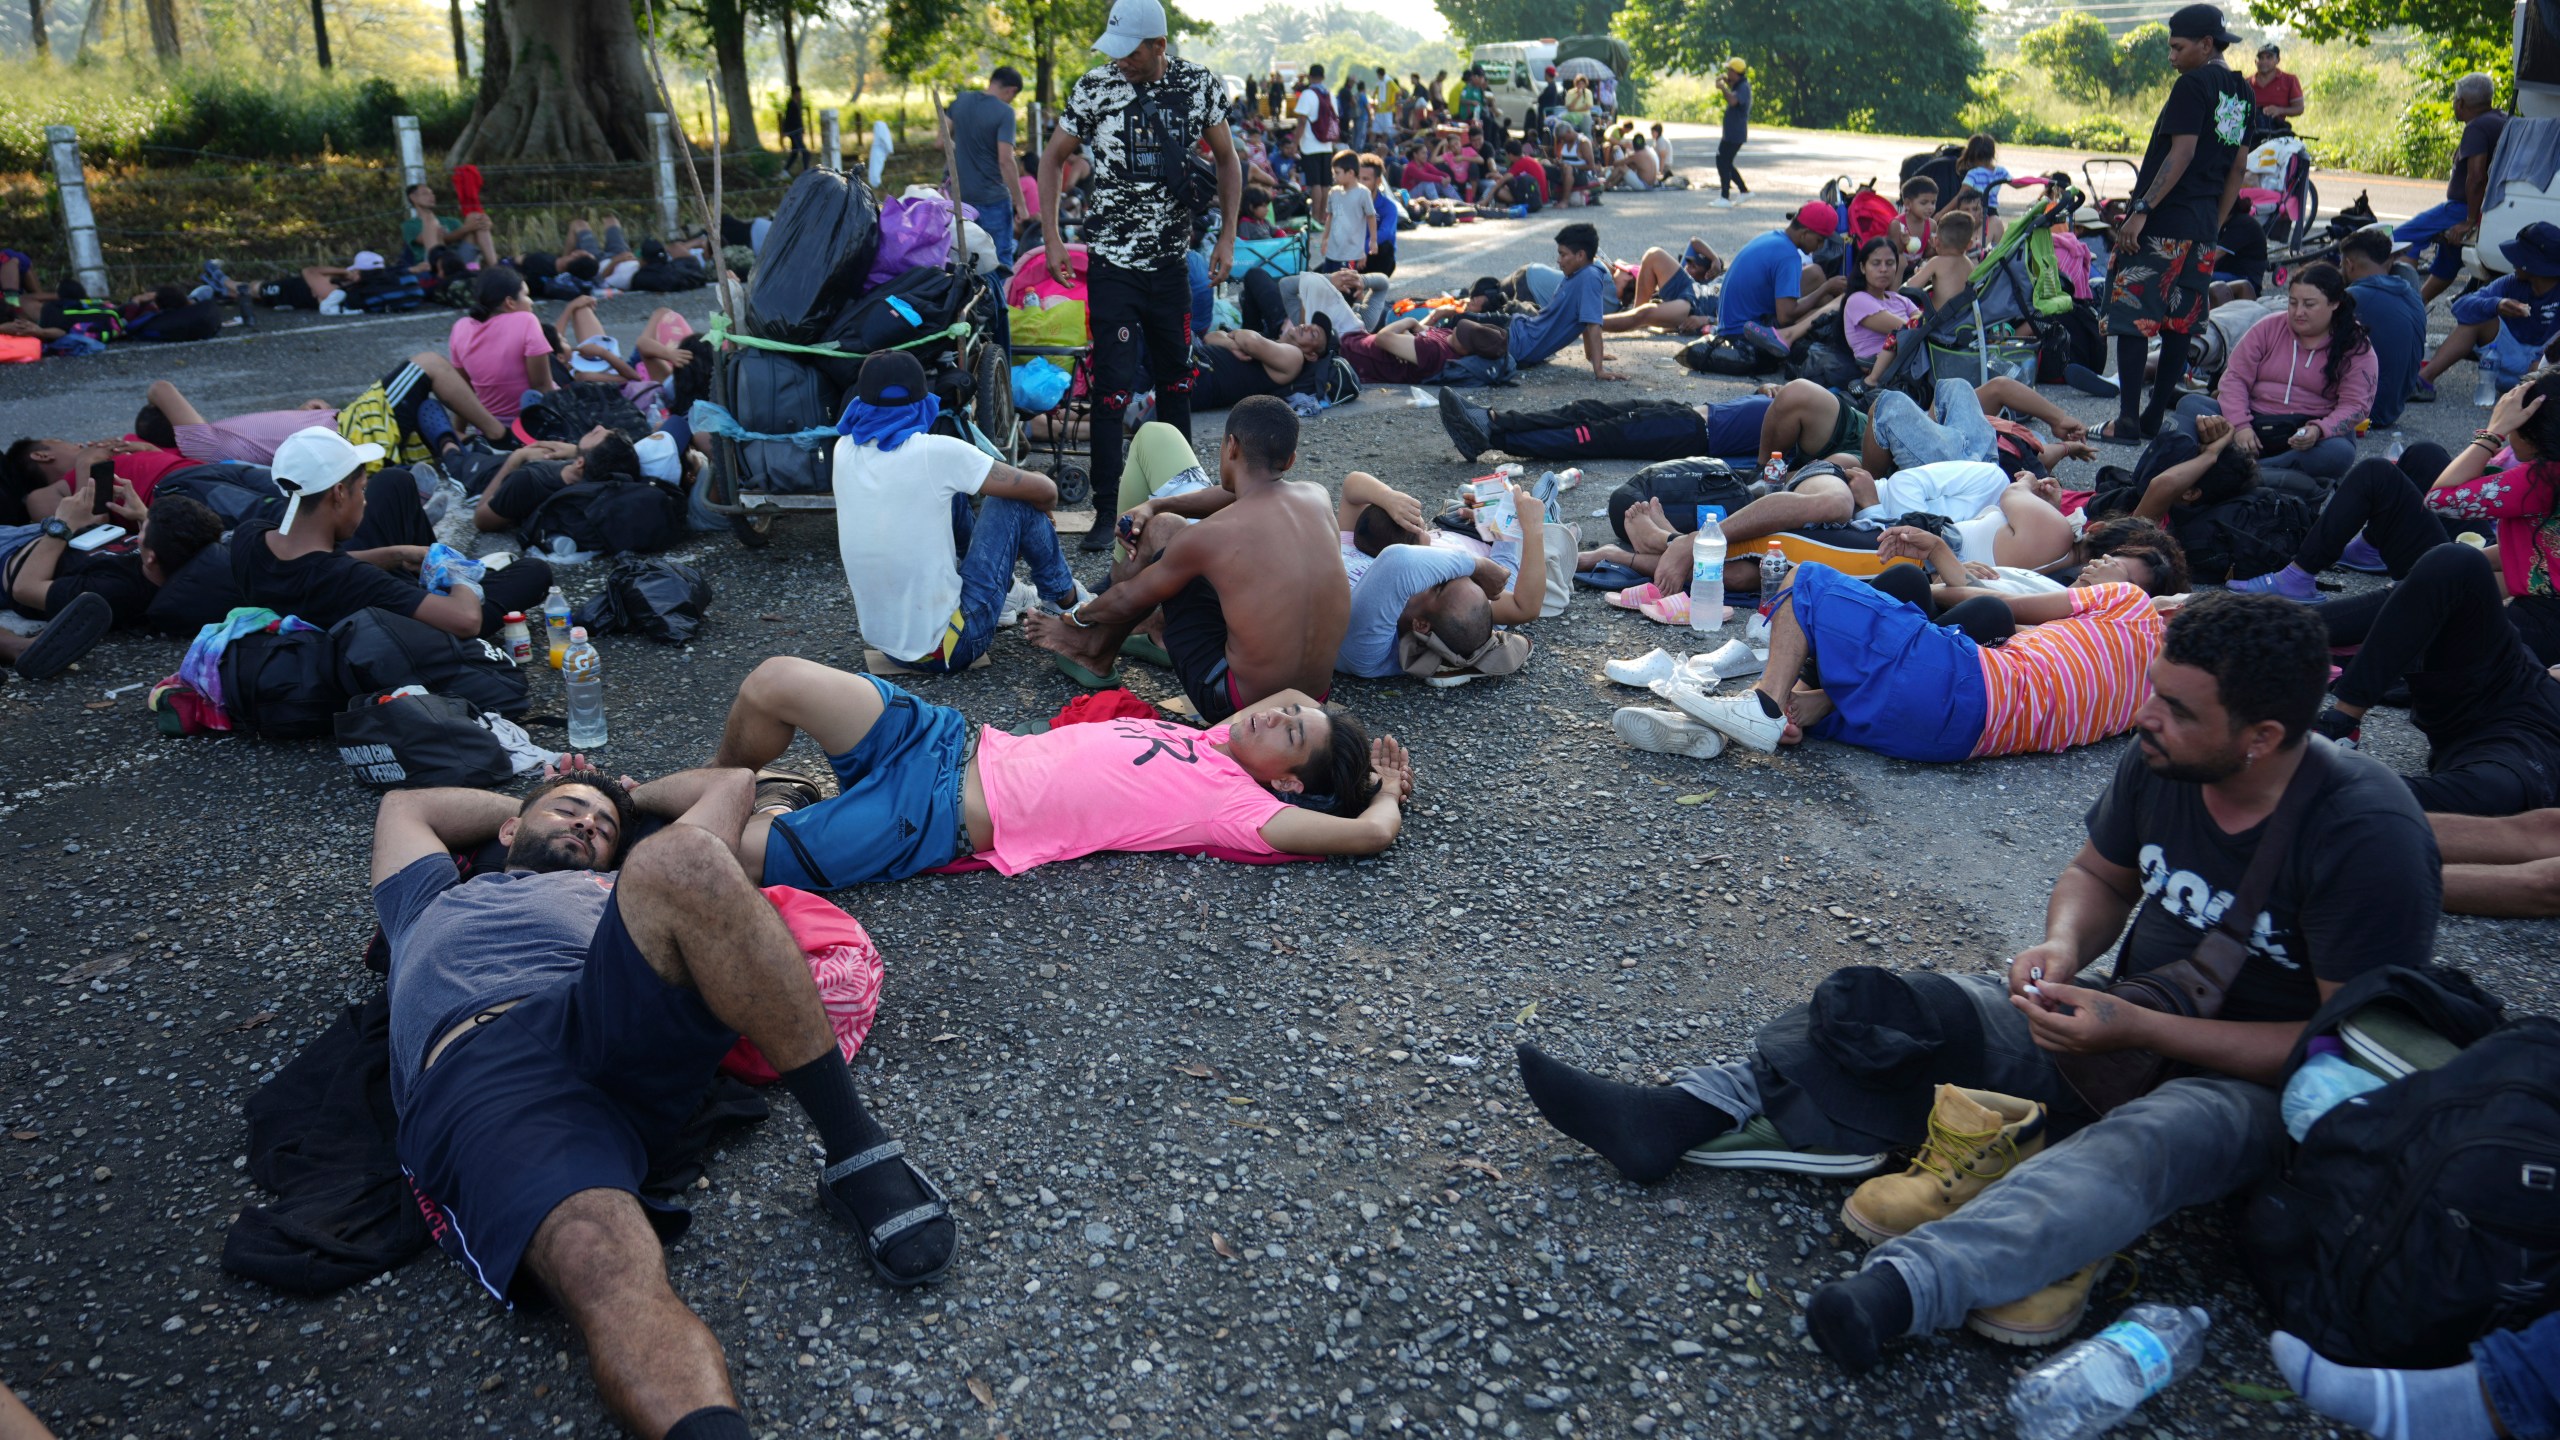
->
<box><xmin>947</xmin><ymin>90</ymin><xmax>1018</xmax><ymax>209</ymax></box>
<box><xmin>1337</xmin><ymin>539</ymin><xmax>1520</xmax><ymax>678</ymax></box>
<box><xmin>375</xmin><ymin>855</ymin><xmax>616</xmax><ymax>1109</ymax></box>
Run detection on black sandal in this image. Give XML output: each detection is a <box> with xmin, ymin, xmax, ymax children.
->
<box><xmin>2094</xmin><ymin>419</ymin><xmax>2144</xmax><ymax>446</ymax></box>
<box><xmin>818</xmin><ymin>1140</ymin><xmax>955</xmax><ymax>1289</ymax></box>
<box><xmin>14</xmin><ymin>591</ymin><xmax>111</xmax><ymax>682</ymax></box>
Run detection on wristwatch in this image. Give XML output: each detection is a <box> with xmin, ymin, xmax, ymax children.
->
<box><xmin>39</xmin><ymin>516</ymin><xmax>69</xmax><ymax>540</ymax></box>
<box><xmin>2125</xmin><ymin>198</ymin><xmax>2152</xmax><ymax>216</ymax></box>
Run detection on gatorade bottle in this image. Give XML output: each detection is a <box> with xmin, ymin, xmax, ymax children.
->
<box><xmin>542</xmin><ymin>587</ymin><xmax>573</xmax><ymax>669</ymax></box>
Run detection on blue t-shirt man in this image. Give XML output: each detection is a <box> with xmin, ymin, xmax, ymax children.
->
<box><xmin>1715</xmin><ymin>229</ymin><xmax>1805</xmax><ymax>336</ymax></box>
<box><xmin>1506</xmin><ymin>224</ymin><xmax>1616</xmax><ymax>375</ymax></box>
<box><xmin>1337</xmin><ymin>536</ymin><xmax>1523</xmax><ymax>678</ymax></box>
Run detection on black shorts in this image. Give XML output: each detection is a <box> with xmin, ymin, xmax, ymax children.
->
<box><xmin>2105</xmin><ymin>234</ymin><xmax>2218</xmax><ymax>340</ymax></box>
<box><xmin>1160</xmin><ymin>575</ymin><xmax>1238</xmax><ymax>722</ymax></box>
<box><xmin>396</xmin><ymin>892</ymin><xmax>738</xmax><ymax>1305</ymax></box>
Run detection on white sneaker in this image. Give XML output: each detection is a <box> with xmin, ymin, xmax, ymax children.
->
<box><xmin>318</xmin><ymin>291</ymin><xmax>347</xmax><ymax>315</ymax></box>
<box><xmin>1651</xmin><ymin>677</ymin><xmax>1787</xmax><ymax>754</ymax></box>
<box><xmin>1612</xmin><ymin>706</ymin><xmax>1727</xmax><ymax>759</ymax></box>
<box><xmin>1604</xmin><ymin>648</ymin><xmax>1680</xmax><ymax>688</ymax></box>
<box><xmin>1711</xmin><ymin>196</ymin><xmax>1739</xmax><ymax>208</ymax></box>
<box><xmin>997</xmin><ymin>578</ymin><xmax>1040</xmax><ymax>629</ymax></box>
<box><xmin>1696</xmin><ymin>637</ymin><xmax>1767</xmax><ymax>682</ymax></box>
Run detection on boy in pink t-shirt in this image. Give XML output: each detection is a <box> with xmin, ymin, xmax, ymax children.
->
<box><xmin>704</xmin><ymin>658</ymin><xmax>1415</xmax><ymax>890</ymax></box>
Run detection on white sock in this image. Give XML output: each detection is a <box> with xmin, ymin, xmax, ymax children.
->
<box><xmin>2269</xmin><ymin>1332</ymin><xmax>2495</xmax><ymax>1440</ymax></box>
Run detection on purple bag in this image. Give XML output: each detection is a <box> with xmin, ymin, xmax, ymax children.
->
<box><xmin>867</xmin><ymin>196</ymin><xmax>962</xmax><ymax>290</ymax></box>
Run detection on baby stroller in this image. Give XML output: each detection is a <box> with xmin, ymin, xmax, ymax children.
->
<box><xmin>1004</xmin><ymin>243</ymin><xmax>1097</xmax><ymax>508</ymax></box>
<box><xmin>2239</xmin><ymin>134</ymin><xmax>2321</xmax><ymax>249</ymax></box>
<box><xmin>1878</xmin><ymin>187</ymin><xmax>2084</xmax><ymax>398</ymax></box>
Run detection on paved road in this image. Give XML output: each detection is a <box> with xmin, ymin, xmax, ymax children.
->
<box><xmin>0</xmin><ymin>147</ymin><xmax>2544</xmax><ymax>1440</ymax></box>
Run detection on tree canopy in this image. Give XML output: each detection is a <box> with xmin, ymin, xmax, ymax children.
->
<box><xmin>2016</xmin><ymin>13</ymin><xmax>2173</xmax><ymax>102</ymax></box>
<box><xmin>1430</xmin><ymin>0</ymin><xmax>1620</xmax><ymax>45</ymax></box>
<box><xmin>881</xmin><ymin>0</ymin><xmax>1205</xmax><ymax>110</ymax></box>
<box><xmin>1621</xmin><ymin>0</ymin><xmax>1984</xmax><ymax>133</ymax></box>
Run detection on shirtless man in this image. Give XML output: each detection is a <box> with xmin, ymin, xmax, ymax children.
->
<box><xmin>1025</xmin><ymin>396</ymin><xmax>1349</xmax><ymax>722</ymax></box>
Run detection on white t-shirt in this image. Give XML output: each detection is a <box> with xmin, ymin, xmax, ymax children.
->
<box><xmin>1865</xmin><ymin>461</ymin><xmax>2010</xmax><ymax>529</ymax></box>
<box><xmin>832</xmin><ymin>432</ymin><xmax>994</xmax><ymax>662</ymax></box>
<box><xmin>1969</xmin><ymin>565</ymin><xmax>2067</xmax><ymax>596</ymax></box>
<box><xmin>1296</xmin><ymin>88</ymin><xmax>1333</xmax><ymax>156</ymax></box>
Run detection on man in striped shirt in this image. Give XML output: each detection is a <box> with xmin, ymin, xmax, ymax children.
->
<box><xmin>1641</xmin><ymin>543</ymin><xmax>2189</xmax><ymax>762</ymax></box>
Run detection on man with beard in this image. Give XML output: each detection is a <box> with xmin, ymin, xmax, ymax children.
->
<box><xmin>1518</xmin><ymin>593</ymin><xmax>2439</xmax><ymax>1368</ymax></box>
<box><xmin>372</xmin><ymin>762</ymin><xmax>955</xmax><ymax>1440</ymax></box>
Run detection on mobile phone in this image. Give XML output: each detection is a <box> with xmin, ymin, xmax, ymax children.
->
<box><xmin>89</xmin><ymin>462</ymin><xmax>113</xmax><ymax>518</ymax></box>
<box><xmin>68</xmin><ymin>524</ymin><xmax>126</xmax><ymax>552</ymax></box>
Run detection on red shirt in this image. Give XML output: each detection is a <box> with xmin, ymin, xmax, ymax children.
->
<box><xmin>2250</xmin><ymin>70</ymin><xmax>2302</xmax><ymax>113</ymax></box>
<box><xmin>114</xmin><ymin>437</ymin><xmax>192</xmax><ymax>503</ymax></box>
<box><xmin>1507</xmin><ymin>157</ymin><xmax>1550</xmax><ymax>203</ymax></box>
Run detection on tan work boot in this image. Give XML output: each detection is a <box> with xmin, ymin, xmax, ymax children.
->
<box><xmin>1839</xmin><ymin>1085</ymin><xmax>2047</xmax><ymax>1246</ymax></box>
<box><xmin>1966</xmin><ymin>1256</ymin><xmax>2117</xmax><ymax>1346</ymax></box>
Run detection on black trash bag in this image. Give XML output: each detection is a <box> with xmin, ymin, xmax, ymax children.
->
<box><xmin>576</xmin><ymin>557</ymin><xmax>715</xmax><ymax>644</ymax></box>
<box><xmin>748</xmin><ymin>168</ymin><xmax>884</xmax><ymax>344</ymax></box>
<box><xmin>517</xmin><ymin>384</ymin><xmax>650</xmax><ymax>444</ymax></box>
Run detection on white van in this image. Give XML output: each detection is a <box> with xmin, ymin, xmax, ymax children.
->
<box><xmin>1471</xmin><ymin>41</ymin><xmax>1558</xmax><ymax>92</ymax></box>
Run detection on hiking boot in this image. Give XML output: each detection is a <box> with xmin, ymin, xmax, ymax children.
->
<box><xmin>1965</xmin><ymin>1256</ymin><xmax>2117</xmax><ymax>1347</ymax></box>
<box><xmin>1683</xmin><ymin>1115</ymin><xmax>1888</xmax><ymax>1177</ymax></box>
<box><xmin>1439</xmin><ymin>385</ymin><xmax>1494</xmax><ymax>461</ymax></box>
<box><xmin>1840</xmin><ymin>1085</ymin><xmax>2047</xmax><ymax>1246</ymax></box>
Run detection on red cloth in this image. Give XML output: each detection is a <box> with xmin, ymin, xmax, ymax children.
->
<box><xmin>451</xmin><ymin>164</ymin><xmax>484</xmax><ymax>216</ymax></box>
<box><xmin>718</xmin><ymin>887</ymin><xmax>886</xmax><ymax>1084</ymax></box>
<box><xmin>1049</xmin><ymin>687</ymin><xmax>1163</xmax><ymax>727</ymax></box>
<box><xmin>114</xmin><ymin>438</ymin><xmax>192</xmax><ymax>503</ymax></box>
<box><xmin>1847</xmin><ymin>189</ymin><xmax>1899</xmax><ymax>246</ymax></box>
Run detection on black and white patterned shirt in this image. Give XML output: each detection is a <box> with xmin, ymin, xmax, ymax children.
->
<box><xmin>1060</xmin><ymin>56</ymin><xmax>1226</xmax><ymax>272</ymax></box>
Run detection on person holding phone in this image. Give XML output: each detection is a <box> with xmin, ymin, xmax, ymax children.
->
<box><xmin>2</xmin><ymin>448</ymin><xmax>223</xmax><ymax>676</ymax></box>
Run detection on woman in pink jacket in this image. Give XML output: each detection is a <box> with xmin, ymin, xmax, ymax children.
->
<box><xmin>2211</xmin><ymin>262</ymin><xmax>2376</xmax><ymax>479</ymax></box>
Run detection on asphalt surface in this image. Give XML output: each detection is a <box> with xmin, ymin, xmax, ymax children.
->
<box><xmin>2</xmin><ymin>146</ymin><xmax>2553</xmax><ymax>1440</ymax></box>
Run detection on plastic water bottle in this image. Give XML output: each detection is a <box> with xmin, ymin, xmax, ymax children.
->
<box><xmin>2008</xmin><ymin>1304</ymin><xmax>2210</xmax><ymax>1440</ymax></box>
<box><xmin>563</xmin><ymin>628</ymin><xmax>607</xmax><ymax>749</ymax></box>
<box><xmin>1690</xmin><ymin>512</ymin><xmax>1727</xmax><ymax>634</ymax></box>
<box><xmin>2384</xmin><ymin>430</ymin><xmax>2406</xmax><ymax>463</ymax></box>
<box><xmin>542</xmin><ymin>587</ymin><xmax>573</xmax><ymax>669</ymax></box>
<box><xmin>2477</xmin><ymin>372</ymin><xmax>2500</xmax><ymax>408</ymax></box>
<box><xmin>2281</xmin><ymin>1041</ymin><xmax>2389</xmax><ymax>1141</ymax></box>
<box><xmin>1761</xmin><ymin>539</ymin><xmax>1791</xmax><ymax>598</ymax></box>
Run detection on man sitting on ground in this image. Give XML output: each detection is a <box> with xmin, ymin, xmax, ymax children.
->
<box><xmin>1711</xmin><ymin>203</ymin><xmax>1852</xmax><ymax>360</ymax></box>
<box><xmin>375</xmin><ymin>762</ymin><xmax>954</xmax><ymax>1440</ymax></box>
<box><xmin>1335</xmin><ymin>472</ymin><xmax>1546</xmax><ymax>682</ymax></box>
<box><xmin>1024</xmin><ymin>397</ymin><xmax>1348</xmax><ymax>721</ymax></box>
<box><xmin>713</xmin><ymin>661</ymin><xmax>1411</xmax><ymax>890</ymax></box>
<box><xmin>824</xmin><ymin>351</ymin><xmax>1083</xmax><ymax>672</ymax></box>
<box><xmin>1623</xmin><ymin>537</ymin><xmax>2185</xmax><ymax>762</ymax></box>
<box><xmin>1506</xmin><ymin>222</ymin><xmax>1621</xmax><ymax>380</ymax></box>
<box><xmin>234</xmin><ymin>428</ymin><xmax>553</xmax><ymax>640</ymax></box>
<box><xmin>1529</xmin><ymin>593</ymin><xmax>2436</xmax><ymax>1372</ymax></box>
<box><xmin>399</xmin><ymin>181</ymin><xmax>498</xmax><ymax>274</ymax></box>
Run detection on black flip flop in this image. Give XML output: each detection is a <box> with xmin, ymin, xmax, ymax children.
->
<box><xmin>818</xmin><ymin>1140</ymin><xmax>955</xmax><ymax>1289</ymax></box>
<box><xmin>14</xmin><ymin>592</ymin><xmax>111</xmax><ymax>682</ymax></box>
<box><xmin>2093</xmin><ymin>419</ymin><xmax>2144</xmax><ymax>447</ymax></box>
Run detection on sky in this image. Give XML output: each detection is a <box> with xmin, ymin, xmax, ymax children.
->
<box><xmin>1181</xmin><ymin>0</ymin><xmax>1452</xmax><ymax>40</ymax></box>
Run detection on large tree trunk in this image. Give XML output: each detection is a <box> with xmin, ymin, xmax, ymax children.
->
<box><xmin>144</xmin><ymin>0</ymin><xmax>179</xmax><ymax>60</ymax></box>
<box><xmin>451</xmin><ymin>0</ymin><xmax>663</xmax><ymax>164</ymax></box>
<box><xmin>27</xmin><ymin>0</ymin><xmax>45</xmax><ymax>59</ymax></box>
<box><xmin>447</xmin><ymin>0</ymin><xmax>468</xmax><ymax>83</ymax></box>
<box><xmin>309</xmin><ymin>0</ymin><xmax>330</xmax><ymax>69</ymax></box>
<box><xmin>706</xmin><ymin>0</ymin><xmax>761</xmax><ymax>153</ymax></box>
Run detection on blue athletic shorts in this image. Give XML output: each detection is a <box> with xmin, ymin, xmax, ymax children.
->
<box><xmin>1790</xmin><ymin>563</ymin><xmax>1988</xmax><ymax>763</ymax></box>
<box><xmin>760</xmin><ymin>675</ymin><xmax>969</xmax><ymax>890</ymax></box>
<box><xmin>397</xmin><ymin>891</ymin><xmax>739</xmax><ymax>1304</ymax></box>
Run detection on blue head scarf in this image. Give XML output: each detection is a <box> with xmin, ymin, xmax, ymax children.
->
<box><xmin>836</xmin><ymin>347</ymin><xmax>941</xmax><ymax>450</ymax></box>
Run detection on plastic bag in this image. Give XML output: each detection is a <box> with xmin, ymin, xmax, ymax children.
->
<box><xmin>420</xmin><ymin>543</ymin><xmax>485</xmax><ymax>596</ymax></box>
<box><xmin>1009</xmin><ymin>300</ymin><xmax>1086</xmax><ymax>369</ymax></box>
<box><xmin>575</xmin><ymin>557</ymin><xmax>715</xmax><ymax>644</ymax></box>
<box><xmin>868</xmin><ymin>195</ymin><xmax>959</xmax><ymax>290</ymax></box>
<box><xmin>1011</xmin><ymin>361</ymin><xmax>1071</xmax><ymax>413</ymax></box>
<box><xmin>748</xmin><ymin>168</ymin><xmax>884</xmax><ymax>344</ymax></box>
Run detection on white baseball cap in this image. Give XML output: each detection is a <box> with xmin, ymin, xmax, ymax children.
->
<box><xmin>348</xmin><ymin>250</ymin><xmax>386</xmax><ymax>272</ymax></box>
<box><xmin>272</xmin><ymin>426</ymin><xmax>384</xmax><ymax>529</ymax></box>
<box><xmin>1092</xmin><ymin>0</ymin><xmax>1166</xmax><ymax>58</ymax></box>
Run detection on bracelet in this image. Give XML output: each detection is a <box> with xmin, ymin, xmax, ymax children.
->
<box><xmin>2475</xmin><ymin>430</ymin><xmax>2506</xmax><ymax>452</ymax></box>
<box><xmin>1063</xmin><ymin>604</ymin><xmax>1092</xmax><ymax>629</ymax></box>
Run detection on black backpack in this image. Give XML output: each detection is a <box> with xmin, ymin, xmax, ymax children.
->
<box><xmin>2247</xmin><ymin>987</ymin><xmax>2556</xmax><ymax>1368</ymax></box>
<box><xmin>330</xmin><ymin>608</ymin><xmax>531</xmax><ymax>718</ymax></box>
<box><xmin>2171</xmin><ymin>487</ymin><xmax>2317</xmax><ymax>585</ymax></box>
<box><xmin>1608</xmin><ymin>458</ymin><xmax>1753</xmax><ymax>546</ymax></box>
<box><xmin>334</xmin><ymin>690</ymin><xmax>516</xmax><ymax>790</ymax></box>
<box><xmin>522</xmin><ymin>479</ymin><xmax>688</xmax><ymax>557</ymax></box>
<box><xmin>219</xmin><ymin>626</ymin><xmax>344</xmax><ymax>739</ymax></box>
<box><xmin>517</xmin><ymin>385</ymin><xmax>651</xmax><ymax>444</ymax></box>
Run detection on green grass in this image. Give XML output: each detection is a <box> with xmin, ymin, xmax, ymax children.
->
<box><xmin>0</xmin><ymin>64</ymin><xmax>472</xmax><ymax>172</ymax></box>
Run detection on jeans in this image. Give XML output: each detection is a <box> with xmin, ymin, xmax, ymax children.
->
<box><xmin>1086</xmin><ymin>257</ymin><xmax>1196</xmax><ymax>519</ymax></box>
<box><xmin>1871</xmin><ymin>380</ymin><xmax>1997</xmax><ymax>468</ymax></box>
<box><xmin>2478</xmin><ymin>1312</ymin><xmax>2560</xmax><ymax>1440</ymax></box>
<box><xmin>1494</xmin><ymin>398</ymin><xmax>1708</xmax><ymax>461</ymax></box>
<box><xmin>2329</xmin><ymin>543</ymin><xmax>2560</xmax><ymax>816</ymax></box>
<box><xmin>977</xmin><ymin>196</ymin><xmax>1016</xmax><ymax>270</ymax></box>
<box><xmin>2256</xmin><ymin>432</ymin><xmax>2359</xmax><ymax>480</ymax></box>
<box><xmin>2295</xmin><ymin>449</ymin><xmax>2454</xmax><ymax>576</ymax></box>
<box><xmin>2393</xmin><ymin>199</ymin><xmax>2472</xmax><ymax>282</ymax></box>
<box><xmin>906</xmin><ymin>493</ymin><xmax>1076</xmax><ymax>671</ymax></box>
<box><xmin>1187</xmin><ymin>249</ymin><xmax>1215</xmax><ymax>338</ymax></box>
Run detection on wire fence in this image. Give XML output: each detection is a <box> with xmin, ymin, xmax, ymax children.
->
<box><xmin>4</xmin><ymin>142</ymin><xmax>802</xmax><ymax>297</ymax></box>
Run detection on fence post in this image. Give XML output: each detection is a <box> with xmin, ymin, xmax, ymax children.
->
<box><xmin>820</xmin><ymin>108</ymin><xmax>841</xmax><ymax>172</ymax></box>
<box><xmin>650</xmin><ymin>112</ymin><xmax>679</xmax><ymax>239</ymax></box>
<box><xmin>394</xmin><ymin>115</ymin><xmax>425</xmax><ymax>190</ymax></box>
<box><xmin>44</xmin><ymin>126</ymin><xmax>108</xmax><ymax>299</ymax></box>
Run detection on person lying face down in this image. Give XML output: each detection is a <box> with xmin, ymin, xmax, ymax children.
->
<box><xmin>709</xmin><ymin>657</ymin><xmax>1416</xmax><ymax>889</ymax></box>
<box><xmin>1331</xmin><ymin>469</ymin><xmax>1546</xmax><ymax>682</ymax></box>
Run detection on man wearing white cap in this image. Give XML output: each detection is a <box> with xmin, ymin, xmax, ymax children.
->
<box><xmin>233</xmin><ymin>427</ymin><xmax>553</xmax><ymax>639</ymax></box>
<box><xmin>1037</xmin><ymin>0</ymin><xmax>1241</xmax><ymax>547</ymax></box>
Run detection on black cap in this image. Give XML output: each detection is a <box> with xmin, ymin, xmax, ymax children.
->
<box><xmin>640</xmin><ymin>238</ymin><xmax>670</xmax><ymax>262</ymax></box>
<box><xmin>2167</xmin><ymin>3</ymin><xmax>2240</xmax><ymax>46</ymax></box>
<box><xmin>855</xmin><ymin>349</ymin><xmax>930</xmax><ymax>406</ymax></box>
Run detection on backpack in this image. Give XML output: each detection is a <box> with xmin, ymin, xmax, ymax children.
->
<box><xmin>1677</xmin><ymin>333</ymin><xmax>1782</xmax><ymax>377</ymax></box>
<box><xmin>1608</xmin><ymin>459</ymin><xmax>1752</xmax><ymax>545</ymax></box>
<box><xmin>220</xmin><ymin>626</ymin><xmax>343</xmax><ymax>739</ymax></box>
<box><xmin>2247</xmin><ymin>979</ymin><xmax>2554</xmax><ymax>1368</ymax></box>
<box><xmin>1845</xmin><ymin>186</ymin><xmax>1898</xmax><ymax>245</ymax></box>
<box><xmin>2171</xmin><ymin>487</ymin><xmax>2317</xmax><ymax>585</ymax></box>
<box><xmin>334</xmin><ymin>690</ymin><xmax>516</xmax><ymax>790</ymax></box>
<box><xmin>1312</xmin><ymin>86</ymin><xmax>1341</xmax><ymax>144</ymax></box>
<box><xmin>522</xmin><ymin>479</ymin><xmax>688</xmax><ymax>557</ymax></box>
<box><xmin>329</xmin><ymin>608</ymin><xmax>531</xmax><ymax>718</ymax></box>
<box><xmin>516</xmin><ymin>384</ymin><xmax>651</xmax><ymax>444</ymax></box>
<box><xmin>1304</xmin><ymin>355</ymin><xmax>1361</xmax><ymax>407</ymax></box>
